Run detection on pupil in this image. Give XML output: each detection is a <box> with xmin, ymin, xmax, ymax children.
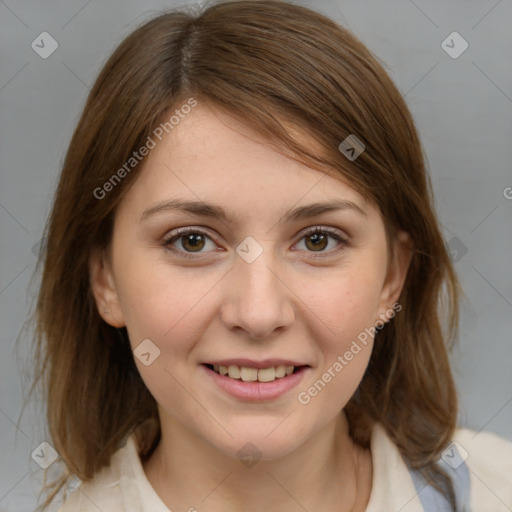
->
<box><xmin>308</xmin><ymin>233</ymin><xmax>327</xmax><ymax>251</ymax></box>
<box><xmin>184</xmin><ymin>234</ymin><xmax>204</xmax><ymax>251</ymax></box>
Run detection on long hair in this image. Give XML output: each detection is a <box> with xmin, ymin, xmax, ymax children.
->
<box><xmin>30</xmin><ymin>0</ymin><xmax>461</xmax><ymax>508</ymax></box>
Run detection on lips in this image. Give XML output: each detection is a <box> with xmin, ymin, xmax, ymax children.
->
<box><xmin>201</xmin><ymin>362</ymin><xmax>310</xmax><ymax>401</ymax></box>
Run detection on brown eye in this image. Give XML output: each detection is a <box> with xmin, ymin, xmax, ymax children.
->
<box><xmin>180</xmin><ymin>233</ymin><xmax>206</xmax><ymax>252</ymax></box>
<box><xmin>305</xmin><ymin>232</ymin><xmax>329</xmax><ymax>251</ymax></box>
<box><xmin>295</xmin><ymin>227</ymin><xmax>348</xmax><ymax>256</ymax></box>
<box><xmin>163</xmin><ymin>228</ymin><xmax>217</xmax><ymax>258</ymax></box>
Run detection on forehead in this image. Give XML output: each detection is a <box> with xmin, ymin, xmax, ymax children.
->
<box><xmin>117</xmin><ymin>103</ymin><xmax>380</xmax><ymax>225</ymax></box>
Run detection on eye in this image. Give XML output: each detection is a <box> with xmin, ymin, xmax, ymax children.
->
<box><xmin>162</xmin><ymin>226</ymin><xmax>348</xmax><ymax>260</ymax></box>
<box><xmin>163</xmin><ymin>228</ymin><xmax>218</xmax><ymax>259</ymax></box>
<box><xmin>294</xmin><ymin>227</ymin><xmax>348</xmax><ymax>256</ymax></box>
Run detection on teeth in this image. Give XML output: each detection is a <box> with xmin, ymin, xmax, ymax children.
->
<box><xmin>257</xmin><ymin>367</ymin><xmax>275</xmax><ymax>382</ymax></box>
<box><xmin>275</xmin><ymin>365</ymin><xmax>286</xmax><ymax>378</ymax></box>
<box><xmin>215</xmin><ymin>364</ymin><xmax>298</xmax><ymax>382</ymax></box>
<box><xmin>228</xmin><ymin>365</ymin><xmax>240</xmax><ymax>379</ymax></box>
<box><xmin>240</xmin><ymin>367</ymin><xmax>258</xmax><ymax>382</ymax></box>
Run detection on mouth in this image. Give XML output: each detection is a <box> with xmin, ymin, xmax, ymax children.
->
<box><xmin>202</xmin><ymin>363</ymin><xmax>308</xmax><ymax>383</ymax></box>
<box><xmin>201</xmin><ymin>361</ymin><xmax>311</xmax><ymax>401</ymax></box>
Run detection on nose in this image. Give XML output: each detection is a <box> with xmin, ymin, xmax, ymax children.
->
<box><xmin>220</xmin><ymin>246</ymin><xmax>295</xmax><ymax>340</ymax></box>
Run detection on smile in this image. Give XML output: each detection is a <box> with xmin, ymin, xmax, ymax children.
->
<box><xmin>206</xmin><ymin>363</ymin><xmax>297</xmax><ymax>382</ymax></box>
<box><xmin>201</xmin><ymin>362</ymin><xmax>310</xmax><ymax>401</ymax></box>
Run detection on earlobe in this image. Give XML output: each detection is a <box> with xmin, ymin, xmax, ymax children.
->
<box><xmin>88</xmin><ymin>247</ymin><xmax>126</xmax><ymax>328</ymax></box>
<box><xmin>378</xmin><ymin>230</ymin><xmax>413</xmax><ymax>317</ymax></box>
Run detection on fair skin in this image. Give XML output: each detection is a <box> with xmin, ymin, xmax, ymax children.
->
<box><xmin>90</xmin><ymin>103</ymin><xmax>412</xmax><ymax>512</ymax></box>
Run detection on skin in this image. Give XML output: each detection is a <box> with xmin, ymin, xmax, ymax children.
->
<box><xmin>90</xmin><ymin>102</ymin><xmax>412</xmax><ymax>512</ymax></box>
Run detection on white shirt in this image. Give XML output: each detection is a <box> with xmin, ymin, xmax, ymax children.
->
<box><xmin>57</xmin><ymin>423</ymin><xmax>512</xmax><ymax>511</ymax></box>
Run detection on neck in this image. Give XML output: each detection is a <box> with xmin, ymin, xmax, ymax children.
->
<box><xmin>142</xmin><ymin>411</ymin><xmax>372</xmax><ymax>512</ymax></box>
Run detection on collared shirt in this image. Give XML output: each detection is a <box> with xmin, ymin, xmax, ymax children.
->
<box><xmin>57</xmin><ymin>423</ymin><xmax>512</xmax><ymax>511</ymax></box>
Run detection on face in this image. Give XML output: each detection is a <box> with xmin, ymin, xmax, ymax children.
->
<box><xmin>90</xmin><ymin>103</ymin><xmax>411</xmax><ymax>460</ymax></box>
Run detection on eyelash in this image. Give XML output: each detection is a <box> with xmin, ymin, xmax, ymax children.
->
<box><xmin>162</xmin><ymin>226</ymin><xmax>348</xmax><ymax>260</ymax></box>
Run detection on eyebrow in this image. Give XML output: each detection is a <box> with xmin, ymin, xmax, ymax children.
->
<box><xmin>139</xmin><ymin>198</ymin><xmax>367</xmax><ymax>224</ymax></box>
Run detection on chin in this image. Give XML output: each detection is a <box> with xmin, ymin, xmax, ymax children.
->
<box><xmin>202</xmin><ymin>422</ymin><xmax>308</xmax><ymax>462</ymax></box>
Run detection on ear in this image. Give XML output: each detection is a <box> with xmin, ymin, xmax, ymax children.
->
<box><xmin>377</xmin><ymin>230</ymin><xmax>413</xmax><ymax>318</ymax></box>
<box><xmin>89</xmin><ymin>247</ymin><xmax>126</xmax><ymax>328</ymax></box>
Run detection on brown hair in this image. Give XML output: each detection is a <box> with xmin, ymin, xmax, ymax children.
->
<box><xmin>30</xmin><ymin>0</ymin><xmax>462</xmax><ymax>508</ymax></box>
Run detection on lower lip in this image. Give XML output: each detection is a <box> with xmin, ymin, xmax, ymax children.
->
<box><xmin>201</xmin><ymin>364</ymin><xmax>310</xmax><ymax>401</ymax></box>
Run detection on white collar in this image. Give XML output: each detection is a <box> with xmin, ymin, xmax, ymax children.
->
<box><xmin>114</xmin><ymin>421</ymin><xmax>425</xmax><ymax>512</ymax></box>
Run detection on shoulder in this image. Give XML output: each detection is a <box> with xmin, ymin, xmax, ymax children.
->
<box><xmin>366</xmin><ymin>422</ymin><xmax>512</xmax><ymax>512</ymax></box>
<box><xmin>452</xmin><ymin>427</ymin><xmax>512</xmax><ymax>510</ymax></box>
<box><xmin>57</xmin><ymin>437</ymin><xmax>133</xmax><ymax>512</ymax></box>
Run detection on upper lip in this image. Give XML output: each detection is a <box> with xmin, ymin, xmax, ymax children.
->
<box><xmin>203</xmin><ymin>359</ymin><xmax>309</xmax><ymax>369</ymax></box>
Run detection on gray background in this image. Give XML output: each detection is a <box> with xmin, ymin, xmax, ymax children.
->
<box><xmin>1</xmin><ymin>0</ymin><xmax>511</xmax><ymax>510</ymax></box>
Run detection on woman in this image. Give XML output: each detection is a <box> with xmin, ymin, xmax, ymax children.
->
<box><xmin>32</xmin><ymin>1</ymin><xmax>511</xmax><ymax>510</ymax></box>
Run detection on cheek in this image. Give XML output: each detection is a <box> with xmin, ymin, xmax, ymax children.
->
<box><xmin>114</xmin><ymin>249</ymin><xmax>219</xmax><ymax>345</ymax></box>
<box><xmin>294</xmin><ymin>269</ymin><xmax>382</xmax><ymax>409</ymax></box>
<box><xmin>304</xmin><ymin>266</ymin><xmax>384</xmax><ymax>344</ymax></box>
<box><xmin>113</xmin><ymin>258</ymin><xmax>216</xmax><ymax>413</ymax></box>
